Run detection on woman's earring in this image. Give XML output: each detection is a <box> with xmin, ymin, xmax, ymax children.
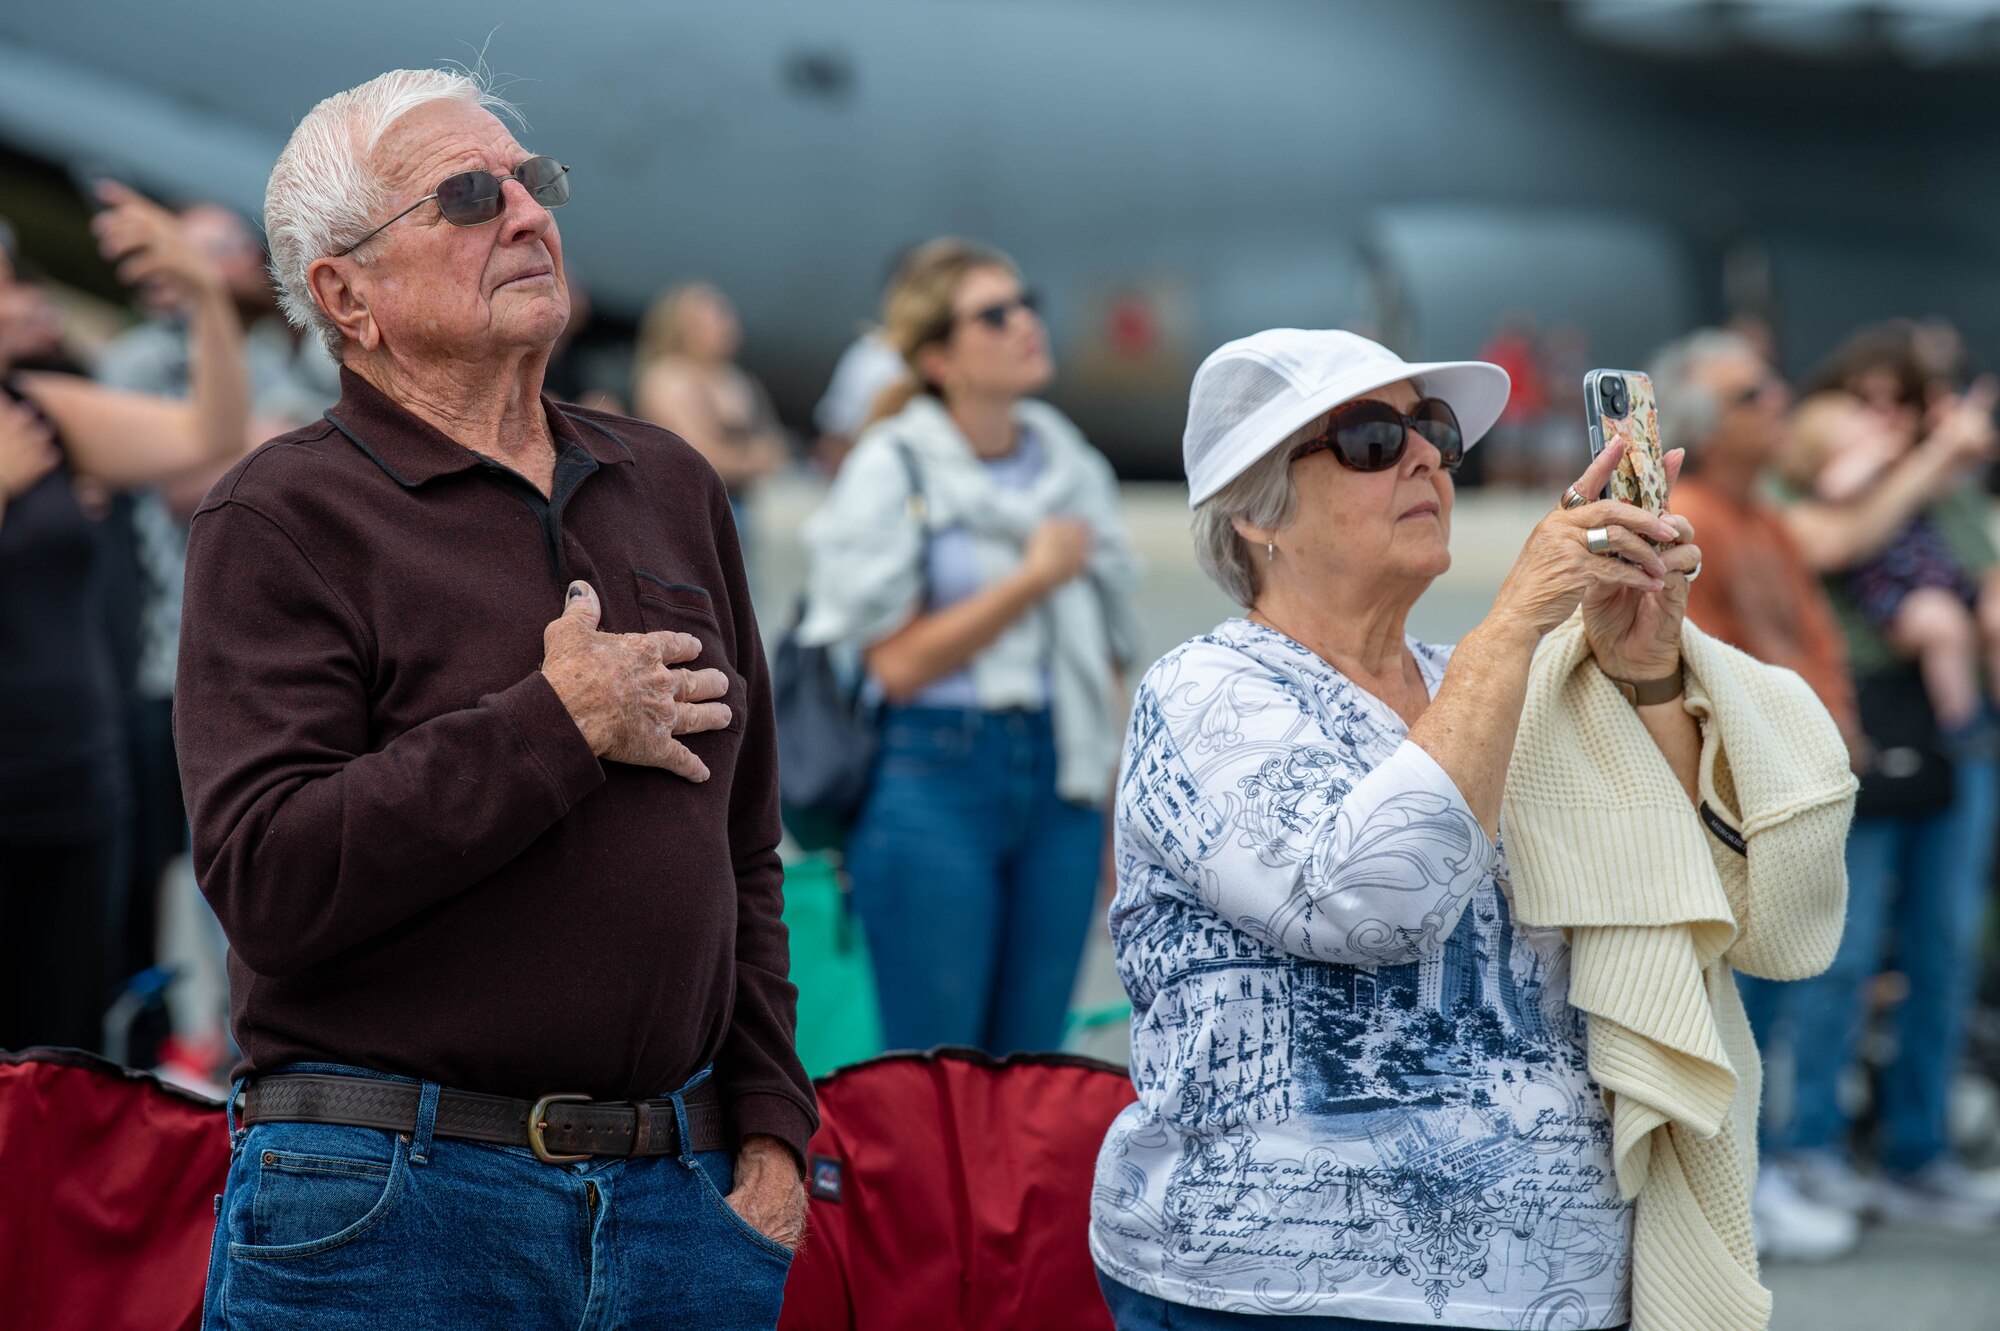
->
<box><xmin>1266</xmin><ymin>541</ymin><xmax>1276</xmax><ymax>564</ymax></box>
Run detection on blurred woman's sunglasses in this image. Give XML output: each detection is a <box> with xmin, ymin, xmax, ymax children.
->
<box><xmin>333</xmin><ymin>156</ymin><xmax>571</xmax><ymax>257</ymax></box>
<box><xmin>956</xmin><ymin>290</ymin><xmax>1038</xmax><ymax>332</ymax></box>
<box><xmin>1289</xmin><ymin>396</ymin><xmax>1465</xmax><ymax>474</ymax></box>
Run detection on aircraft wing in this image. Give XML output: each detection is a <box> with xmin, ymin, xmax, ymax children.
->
<box><xmin>0</xmin><ymin>37</ymin><xmax>279</xmax><ymax>221</ymax></box>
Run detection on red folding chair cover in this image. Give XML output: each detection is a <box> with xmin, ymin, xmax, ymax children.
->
<box><xmin>779</xmin><ymin>1048</ymin><xmax>1138</xmax><ymax>1331</ymax></box>
<box><xmin>0</xmin><ymin>1049</ymin><xmax>229</xmax><ymax>1331</ymax></box>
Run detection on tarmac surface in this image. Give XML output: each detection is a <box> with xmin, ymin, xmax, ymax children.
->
<box><xmin>751</xmin><ymin>476</ymin><xmax>2000</xmax><ymax>1330</ymax></box>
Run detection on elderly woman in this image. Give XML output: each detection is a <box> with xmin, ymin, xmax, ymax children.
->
<box><xmin>176</xmin><ymin>70</ymin><xmax>812</xmax><ymax>1329</ymax></box>
<box><xmin>1088</xmin><ymin>328</ymin><xmax>1846</xmax><ymax>1331</ymax></box>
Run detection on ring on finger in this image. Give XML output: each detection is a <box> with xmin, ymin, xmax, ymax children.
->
<box><xmin>1685</xmin><ymin>559</ymin><xmax>1701</xmax><ymax>583</ymax></box>
<box><xmin>1562</xmin><ymin>486</ymin><xmax>1590</xmax><ymax>510</ymax></box>
<box><xmin>1585</xmin><ymin>527</ymin><xmax>1613</xmax><ymax>556</ymax></box>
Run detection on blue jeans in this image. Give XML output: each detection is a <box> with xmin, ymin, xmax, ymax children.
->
<box><xmin>1741</xmin><ymin>755</ymin><xmax>1998</xmax><ymax>1171</ymax></box>
<box><xmin>846</xmin><ymin>706</ymin><xmax>1103</xmax><ymax>1054</ymax></box>
<box><xmin>200</xmin><ymin>1064</ymin><xmax>790</xmax><ymax>1330</ymax></box>
<box><xmin>1094</xmin><ymin>1269</ymin><xmax>1629</xmax><ymax>1330</ymax></box>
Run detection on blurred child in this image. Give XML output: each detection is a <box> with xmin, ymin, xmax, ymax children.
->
<box><xmin>1791</xmin><ymin>385</ymin><xmax>2000</xmax><ymax>730</ymax></box>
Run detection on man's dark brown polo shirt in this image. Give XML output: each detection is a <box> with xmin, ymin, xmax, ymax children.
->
<box><xmin>176</xmin><ymin>367</ymin><xmax>816</xmax><ymax>1161</ymax></box>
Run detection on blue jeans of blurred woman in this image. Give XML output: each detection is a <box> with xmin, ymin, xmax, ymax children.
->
<box><xmin>846</xmin><ymin>706</ymin><xmax>1103</xmax><ymax>1054</ymax></box>
<box><xmin>1742</xmin><ymin>754</ymin><xmax>1998</xmax><ymax>1173</ymax></box>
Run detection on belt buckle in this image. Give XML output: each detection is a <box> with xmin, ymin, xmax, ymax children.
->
<box><xmin>528</xmin><ymin>1093</ymin><xmax>593</xmax><ymax>1164</ymax></box>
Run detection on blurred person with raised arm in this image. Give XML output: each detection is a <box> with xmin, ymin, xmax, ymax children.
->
<box><xmin>0</xmin><ymin>184</ymin><xmax>249</xmax><ymax>1055</ymax></box>
<box><xmin>797</xmin><ymin>238</ymin><xmax>1140</xmax><ymax>1056</ymax></box>
<box><xmin>175</xmin><ymin>69</ymin><xmax>812</xmax><ymax>1329</ymax></box>
<box><xmin>1091</xmin><ymin>330</ymin><xmax>1854</xmax><ymax>1331</ymax></box>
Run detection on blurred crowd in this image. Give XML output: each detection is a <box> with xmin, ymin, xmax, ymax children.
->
<box><xmin>5</xmin><ymin>172</ymin><xmax>2000</xmax><ymax>1270</ymax></box>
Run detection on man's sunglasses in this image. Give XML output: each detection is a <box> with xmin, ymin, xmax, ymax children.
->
<box><xmin>1729</xmin><ymin>376</ymin><xmax>1784</xmax><ymax>409</ymax></box>
<box><xmin>955</xmin><ymin>290</ymin><xmax>1039</xmax><ymax>333</ymax></box>
<box><xmin>332</xmin><ymin>156</ymin><xmax>571</xmax><ymax>257</ymax></box>
<box><xmin>1289</xmin><ymin>396</ymin><xmax>1465</xmax><ymax>474</ymax></box>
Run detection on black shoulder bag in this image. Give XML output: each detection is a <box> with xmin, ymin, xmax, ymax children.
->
<box><xmin>1852</xmin><ymin>663</ymin><xmax>1956</xmax><ymax>820</ymax></box>
<box><xmin>773</xmin><ymin>445</ymin><xmax>928</xmax><ymax>851</ymax></box>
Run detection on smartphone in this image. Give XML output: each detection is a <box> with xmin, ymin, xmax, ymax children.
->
<box><xmin>1583</xmin><ymin>368</ymin><xmax>1668</xmax><ymax>516</ymax></box>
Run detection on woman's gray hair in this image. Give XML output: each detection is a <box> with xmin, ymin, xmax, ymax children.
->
<box><xmin>264</xmin><ymin>68</ymin><xmax>522</xmax><ymax>357</ymax></box>
<box><xmin>1191</xmin><ymin>416</ymin><xmax>1317</xmax><ymax>607</ymax></box>
<box><xmin>1190</xmin><ymin>377</ymin><xmax>1435</xmax><ymax>607</ymax></box>
<box><xmin>1645</xmin><ymin>328</ymin><xmax>1758</xmax><ymax>459</ymax></box>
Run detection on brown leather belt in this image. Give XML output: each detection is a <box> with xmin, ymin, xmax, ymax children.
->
<box><xmin>241</xmin><ymin>1073</ymin><xmax>728</xmax><ymax>1164</ymax></box>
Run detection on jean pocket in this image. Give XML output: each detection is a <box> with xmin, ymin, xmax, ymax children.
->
<box><xmin>688</xmin><ymin>1152</ymin><xmax>796</xmax><ymax>1266</ymax></box>
<box><xmin>232</xmin><ymin>1125</ymin><xmax>405</xmax><ymax>1261</ymax></box>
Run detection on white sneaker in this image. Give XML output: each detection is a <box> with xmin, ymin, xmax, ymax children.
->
<box><xmin>1779</xmin><ymin>1150</ymin><xmax>1875</xmax><ymax>1216</ymax></box>
<box><xmin>1753</xmin><ymin>1165</ymin><xmax>1861</xmax><ymax>1262</ymax></box>
<box><xmin>1872</xmin><ymin>1159</ymin><xmax>2000</xmax><ymax>1231</ymax></box>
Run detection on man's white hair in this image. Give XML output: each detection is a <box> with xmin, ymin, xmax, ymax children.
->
<box><xmin>1645</xmin><ymin>328</ymin><xmax>1760</xmax><ymax>458</ymax></box>
<box><xmin>264</xmin><ymin>68</ymin><xmax>522</xmax><ymax>357</ymax></box>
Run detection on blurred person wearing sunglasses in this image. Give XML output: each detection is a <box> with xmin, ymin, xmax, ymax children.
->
<box><xmin>1</xmin><ymin>185</ymin><xmax>249</xmax><ymax>1058</ymax></box>
<box><xmin>174</xmin><ymin>69</ymin><xmax>813</xmax><ymax>1329</ymax></box>
<box><xmin>633</xmin><ymin>282</ymin><xmax>789</xmax><ymax>549</ymax></box>
<box><xmin>797</xmin><ymin>238</ymin><xmax>1141</xmax><ymax>1056</ymax></box>
<box><xmin>1092</xmin><ymin>329</ymin><xmax>1748</xmax><ymax>1329</ymax></box>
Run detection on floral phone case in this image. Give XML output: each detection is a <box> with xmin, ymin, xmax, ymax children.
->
<box><xmin>1584</xmin><ymin>369</ymin><xmax>1668</xmax><ymax>516</ymax></box>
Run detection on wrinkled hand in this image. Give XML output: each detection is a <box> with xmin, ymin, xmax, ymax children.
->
<box><xmin>1021</xmin><ymin>516</ymin><xmax>1093</xmax><ymax>593</ymax></box>
<box><xmin>540</xmin><ymin>581</ymin><xmax>732</xmax><ymax>781</ymax></box>
<box><xmin>725</xmin><ymin>1134</ymin><xmax>807</xmax><ymax>1253</ymax></box>
<box><xmin>1579</xmin><ymin>447</ymin><xmax>1701</xmax><ymax>681</ymax></box>
<box><xmin>90</xmin><ymin>180</ymin><xmax>221</xmax><ymax>308</ymax></box>
<box><xmin>0</xmin><ymin>397</ymin><xmax>58</xmax><ymax>500</ymax></box>
<box><xmin>1488</xmin><ymin>440</ymin><xmax>1684</xmax><ymax>643</ymax></box>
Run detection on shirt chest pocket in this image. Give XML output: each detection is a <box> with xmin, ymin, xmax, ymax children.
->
<box><xmin>633</xmin><ymin>572</ymin><xmax>747</xmax><ymax>742</ymax></box>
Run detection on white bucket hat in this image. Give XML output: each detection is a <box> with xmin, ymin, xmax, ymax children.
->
<box><xmin>1182</xmin><ymin>328</ymin><xmax>1512</xmax><ymax>508</ymax></box>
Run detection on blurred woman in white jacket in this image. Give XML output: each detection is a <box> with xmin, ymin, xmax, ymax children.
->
<box><xmin>799</xmin><ymin>238</ymin><xmax>1139</xmax><ymax>1055</ymax></box>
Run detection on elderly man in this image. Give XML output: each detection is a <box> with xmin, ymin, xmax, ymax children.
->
<box><xmin>1647</xmin><ymin>331</ymin><xmax>1858</xmax><ymax>746</ymax></box>
<box><xmin>177</xmin><ymin>70</ymin><xmax>813</xmax><ymax>1328</ymax></box>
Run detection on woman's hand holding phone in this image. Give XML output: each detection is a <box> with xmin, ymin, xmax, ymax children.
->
<box><xmin>1573</xmin><ymin>369</ymin><xmax>1698</xmax><ymax>677</ymax></box>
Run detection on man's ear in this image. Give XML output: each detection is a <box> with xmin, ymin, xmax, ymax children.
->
<box><xmin>306</xmin><ymin>257</ymin><xmax>377</xmax><ymax>354</ymax></box>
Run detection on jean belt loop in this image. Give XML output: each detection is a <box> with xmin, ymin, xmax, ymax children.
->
<box><xmin>669</xmin><ymin>1065</ymin><xmax>715</xmax><ymax>1169</ymax></box>
<box><xmin>410</xmin><ymin>1080</ymin><xmax>442</xmax><ymax>1166</ymax></box>
<box><xmin>226</xmin><ymin>1075</ymin><xmax>249</xmax><ymax>1145</ymax></box>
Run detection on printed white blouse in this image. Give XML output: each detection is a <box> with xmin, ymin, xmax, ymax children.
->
<box><xmin>1090</xmin><ymin>619</ymin><xmax>1632</xmax><ymax>1329</ymax></box>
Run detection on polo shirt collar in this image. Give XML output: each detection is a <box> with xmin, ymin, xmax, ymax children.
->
<box><xmin>325</xmin><ymin>365</ymin><xmax>635</xmax><ymax>488</ymax></box>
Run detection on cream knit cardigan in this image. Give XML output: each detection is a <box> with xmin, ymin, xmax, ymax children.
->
<box><xmin>1503</xmin><ymin>614</ymin><xmax>1856</xmax><ymax>1331</ymax></box>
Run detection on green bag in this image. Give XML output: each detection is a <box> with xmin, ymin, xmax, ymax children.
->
<box><xmin>779</xmin><ymin>854</ymin><xmax>883</xmax><ymax>1079</ymax></box>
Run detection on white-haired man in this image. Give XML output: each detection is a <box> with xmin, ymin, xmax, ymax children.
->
<box><xmin>177</xmin><ymin>70</ymin><xmax>813</xmax><ymax>1328</ymax></box>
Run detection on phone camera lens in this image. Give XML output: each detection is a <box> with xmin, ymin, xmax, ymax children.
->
<box><xmin>1599</xmin><ymin>377</ymin><xmax>1628</xmax><ymax>418</ymax></box>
